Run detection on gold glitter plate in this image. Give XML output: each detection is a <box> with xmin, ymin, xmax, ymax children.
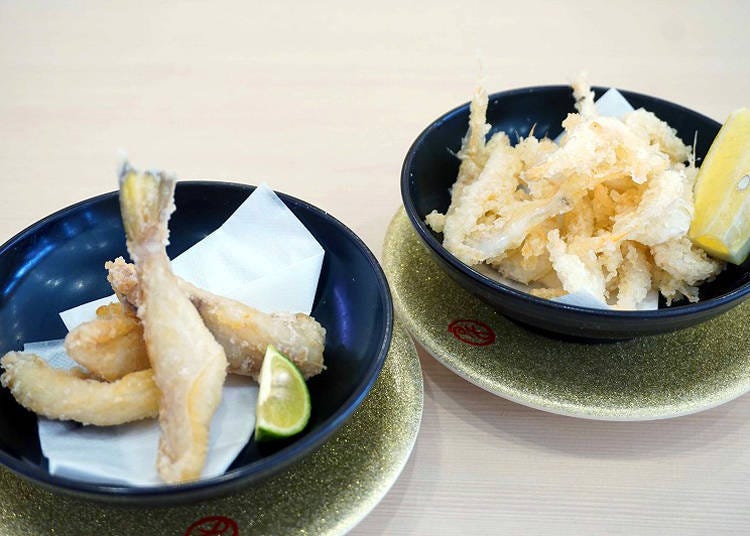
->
<box><xmin>385</xmin><ymin>208</ymin><xmax>750</xmax><ymax>421</ymax></box>
<box><xmin>0</xmin><ymin>321</ymin><xmax>423</xmax><ymax>535</ymax></box>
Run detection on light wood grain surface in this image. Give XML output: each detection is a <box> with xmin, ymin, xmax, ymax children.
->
<box><xmin>1</xmin><ymin>1</ymin><xmax>749</xmax><ymax>534</ymax></box>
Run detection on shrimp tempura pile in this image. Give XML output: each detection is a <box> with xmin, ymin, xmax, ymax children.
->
<box><xmin>426</xmin><ymin>78</ymin><xmax>724</xmax><ymax>308</ymax></box>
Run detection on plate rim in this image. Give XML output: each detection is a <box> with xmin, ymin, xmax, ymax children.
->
<box><xmin>0</xmin><ymin>320</ymin><xmax>424</xmax><ymax>535</ymax></box>
<box><xmin>327</xmin><ymin>319</ymin><xmax>424</xmax><ymax>534</ymax></box>
<box><xmin>385</xmin><ymin>208</ymin><xmax>750</xmax><ymax>422</ymax></box>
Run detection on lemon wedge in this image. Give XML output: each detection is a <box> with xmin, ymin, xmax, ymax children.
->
<box><xmin>254</xmin><ymin>345</ymin><xmax>311</xmax><ymax>442</ymax></box>
<box><xmin>689</xmin><ymin>108</ymin><xmax>750</xmax><ymax>265</ymax></box>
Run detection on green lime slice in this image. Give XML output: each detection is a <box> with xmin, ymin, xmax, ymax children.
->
<box><xmin>254</xmin><ymin>345</ymin><xmax>311</xmax><ymax>442</ymax></box>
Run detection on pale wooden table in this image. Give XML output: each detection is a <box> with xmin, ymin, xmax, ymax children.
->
<box><xmin>1</xmin><ymin>1</ymin><xmax>749</xmax><ymax>534</ymax></box>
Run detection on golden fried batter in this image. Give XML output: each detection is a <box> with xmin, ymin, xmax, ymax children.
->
<box><xmin>0</xmin><ymin>352</ymin><xmax>158</xmax><ymax>426</ymax></box>
<box><xmin>105</xmin><ymin>256</ymin><xmax>325</xmax><ymax>381</ymax></box>
<box><xmin>427</xmin><ymin>78</ymin><xmax>724</xmax><ymax>308</ymax></box>
<box><xmin>120</xmin><ymin>166</ymin><xmax>228</xmax><ymax>484</ymax></box>
<box><xmin>64</xmin><ymin>302</ymin><xmax>150</xmax><ymax>381</ymax></box>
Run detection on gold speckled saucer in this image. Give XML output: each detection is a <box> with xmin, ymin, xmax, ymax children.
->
<box><xmin>0</xmin><ymin>320</ymin><xmax>422</xmax><ymax>536</ymax></box>
<box><xmin>384</xmin><ymin>208</ymin><xmax>750</xmax><ymax>421</ymax></box>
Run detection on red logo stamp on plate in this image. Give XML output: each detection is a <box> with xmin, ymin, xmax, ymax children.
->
<box><xmin>184</xmin><ymin>515</ymin><xmax>239</xmax><ymax>536</ymax></box>
<box><xmin>448</xmin><ymin>319</ymin><xmax>496</xmax><ymax>346</ymax></box>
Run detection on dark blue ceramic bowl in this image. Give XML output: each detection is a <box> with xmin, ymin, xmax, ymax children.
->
<box><xmin>402</xmin><ymin>85</ymin><xmax>750</xmax><ymax>340</ymax></box>
<box><xmin>0</xmin><ymin>181</ymin><xmax>392</xmax><ymax>505</ymax></box>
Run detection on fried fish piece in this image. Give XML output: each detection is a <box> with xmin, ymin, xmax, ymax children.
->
<box><xmin>64</xmin><ymin>303</ymin><xmax>150</xmax><ymax>381</ymax></box>
<box><xmin>120</xmin><ymin>165</ymin><xmax>228</xmax><ymax>484</ymax></box>
<box><xmin>0</xmin><ymin>352</ymin><xmax>158</xmax><ymax>426</ymax></box>
<box><xmin>105</xmin><ymin>256</ymin><xmax>325</xmax><ymax>381</ymax></box>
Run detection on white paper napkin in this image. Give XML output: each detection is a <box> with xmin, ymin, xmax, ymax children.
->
<box><xmin>61</xmin><ymin>183</ymin><xmax>324</xmax><ymax>327</ymax></box>
<box><xmin>595</xmin><ymin>87</ymin><xmax>637</xmax><ymax>120</ymax></box>
<box><xmin>27</xmin><ymin>340</ymin><xmax>257</xmax><ymax>486</ymax></box>
<box><xmin>30</xmin><ymin>183</ymin><xmax>324</xmax><ymax>486</ymax></box>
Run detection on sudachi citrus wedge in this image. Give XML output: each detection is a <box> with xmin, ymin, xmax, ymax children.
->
<box><xmin>689</xmin><ymin>108</ymin><xmax>750</xmax><ymax>265</ymax></box>
<box><xmin>254</xmin><ymin>345</ymin><xmax>311</xmax><ymax>442</ymax></box>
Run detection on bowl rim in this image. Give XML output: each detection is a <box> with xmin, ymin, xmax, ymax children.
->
<box><xmin>401</xmin><ymin>84</ymin><xmax>750</xmax><ymax>319</ymax></box>
<box><xmin>0</xmin><ymin>180</ymin><xmax>393</xmax><ymax>503</ymax></box>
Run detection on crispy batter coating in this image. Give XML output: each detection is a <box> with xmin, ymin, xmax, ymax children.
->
<box><xmin>0</xmin><ymin>352</ymin><xmax>158</xmax><ymax>426</ymax></box>
<box><xmin>64</xmin><ymin>302</ymin><xmax>150</xmax><ymax>381</ymax></box>
<box><xmin>187</xmin><ymin>284</ymin><xmax>325</xmax><ymax>379</ymax></box>
<box><xmin>120</xmin><ymin>167</ymin><xmax>228</xmax><ymax>484</ymax></box>
<box><xmin>105</xmin><ymin>256</ymin><xmax>326</xmax><ymax>381</ymax></box>
<box><xmin>427</xmin><ymin>77</ymin><xmax>725</xmax><ymax>308</ymax></box>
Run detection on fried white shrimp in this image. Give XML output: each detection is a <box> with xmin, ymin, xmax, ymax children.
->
<box><xmin>438</xmin><ymin>87</ymin><xmax>503</xmax><ymax>265</ymax></box>
<box><xmin>120</xmin><ymin>165</ymin><xmax>228</xmax><ymax>484</ymax></box>
<box><xmin>426</xmin><ymin>75</ymin><xmax>726</xmax><ymax>308</ymax></box>
<box><xmin>651</xmin><ymin>236</ymin><xmax>724</xmax><ymax>303</ymax></box>
<box><xmin>615</xmin><ymin>243</ymin><xmax>652</xmax><ymax>309</ymax></box>
<box><xmin>610</xmin><ymin>167</ymin><xmax>694</xmax><ymax>247</ymax></box>
<box><xmin>105</xmin><ymin>257</ymin><xmax>325</xmax><ymax>381</ymax></box>
<box><xmin>0</xmin><ymin>352</ymin><xmax>158</xmax><ymax>426</ymax></box>
<box><xmin>624</xmin><ymin>108</ymin><xmax>691</xmax><ymax>163</ymax></box>
<box><xmin>455</xmin><ymin>85</ymin><xmax>490</xmax><ymax>183</ymax></box>
<box><xmin>572</xmin><ymin>72</ymin><xmax>596</xmax><ymax>118</ymax></box>
<box><xmin>546</xmin><ymin>229</ymin><xmax>607</xmax><ymax>303</ymax></box>
<box><xmin>444</xmin><ymin>137</ymin><xmax>522</xmax><ymax>264</ymax></box>
<box><xmin>426</xmin><ymin>87</ymin><xmax>490</xmax><ymax>232</ymax></box>
<box><xmin>64</xmin><ymin>303</ymin><xmax>150</xmax><ymax>381</ymax></box>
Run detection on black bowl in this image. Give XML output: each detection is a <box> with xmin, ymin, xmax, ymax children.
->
<box><xmin>0</xmin><ymin>181</ymin><xmax>392</xmax><ymax>505</ymax></box>
<box><xmin>402</xmin><ymin>85</ymin><xmax>750</xmax><ymax>340</ymax></box>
